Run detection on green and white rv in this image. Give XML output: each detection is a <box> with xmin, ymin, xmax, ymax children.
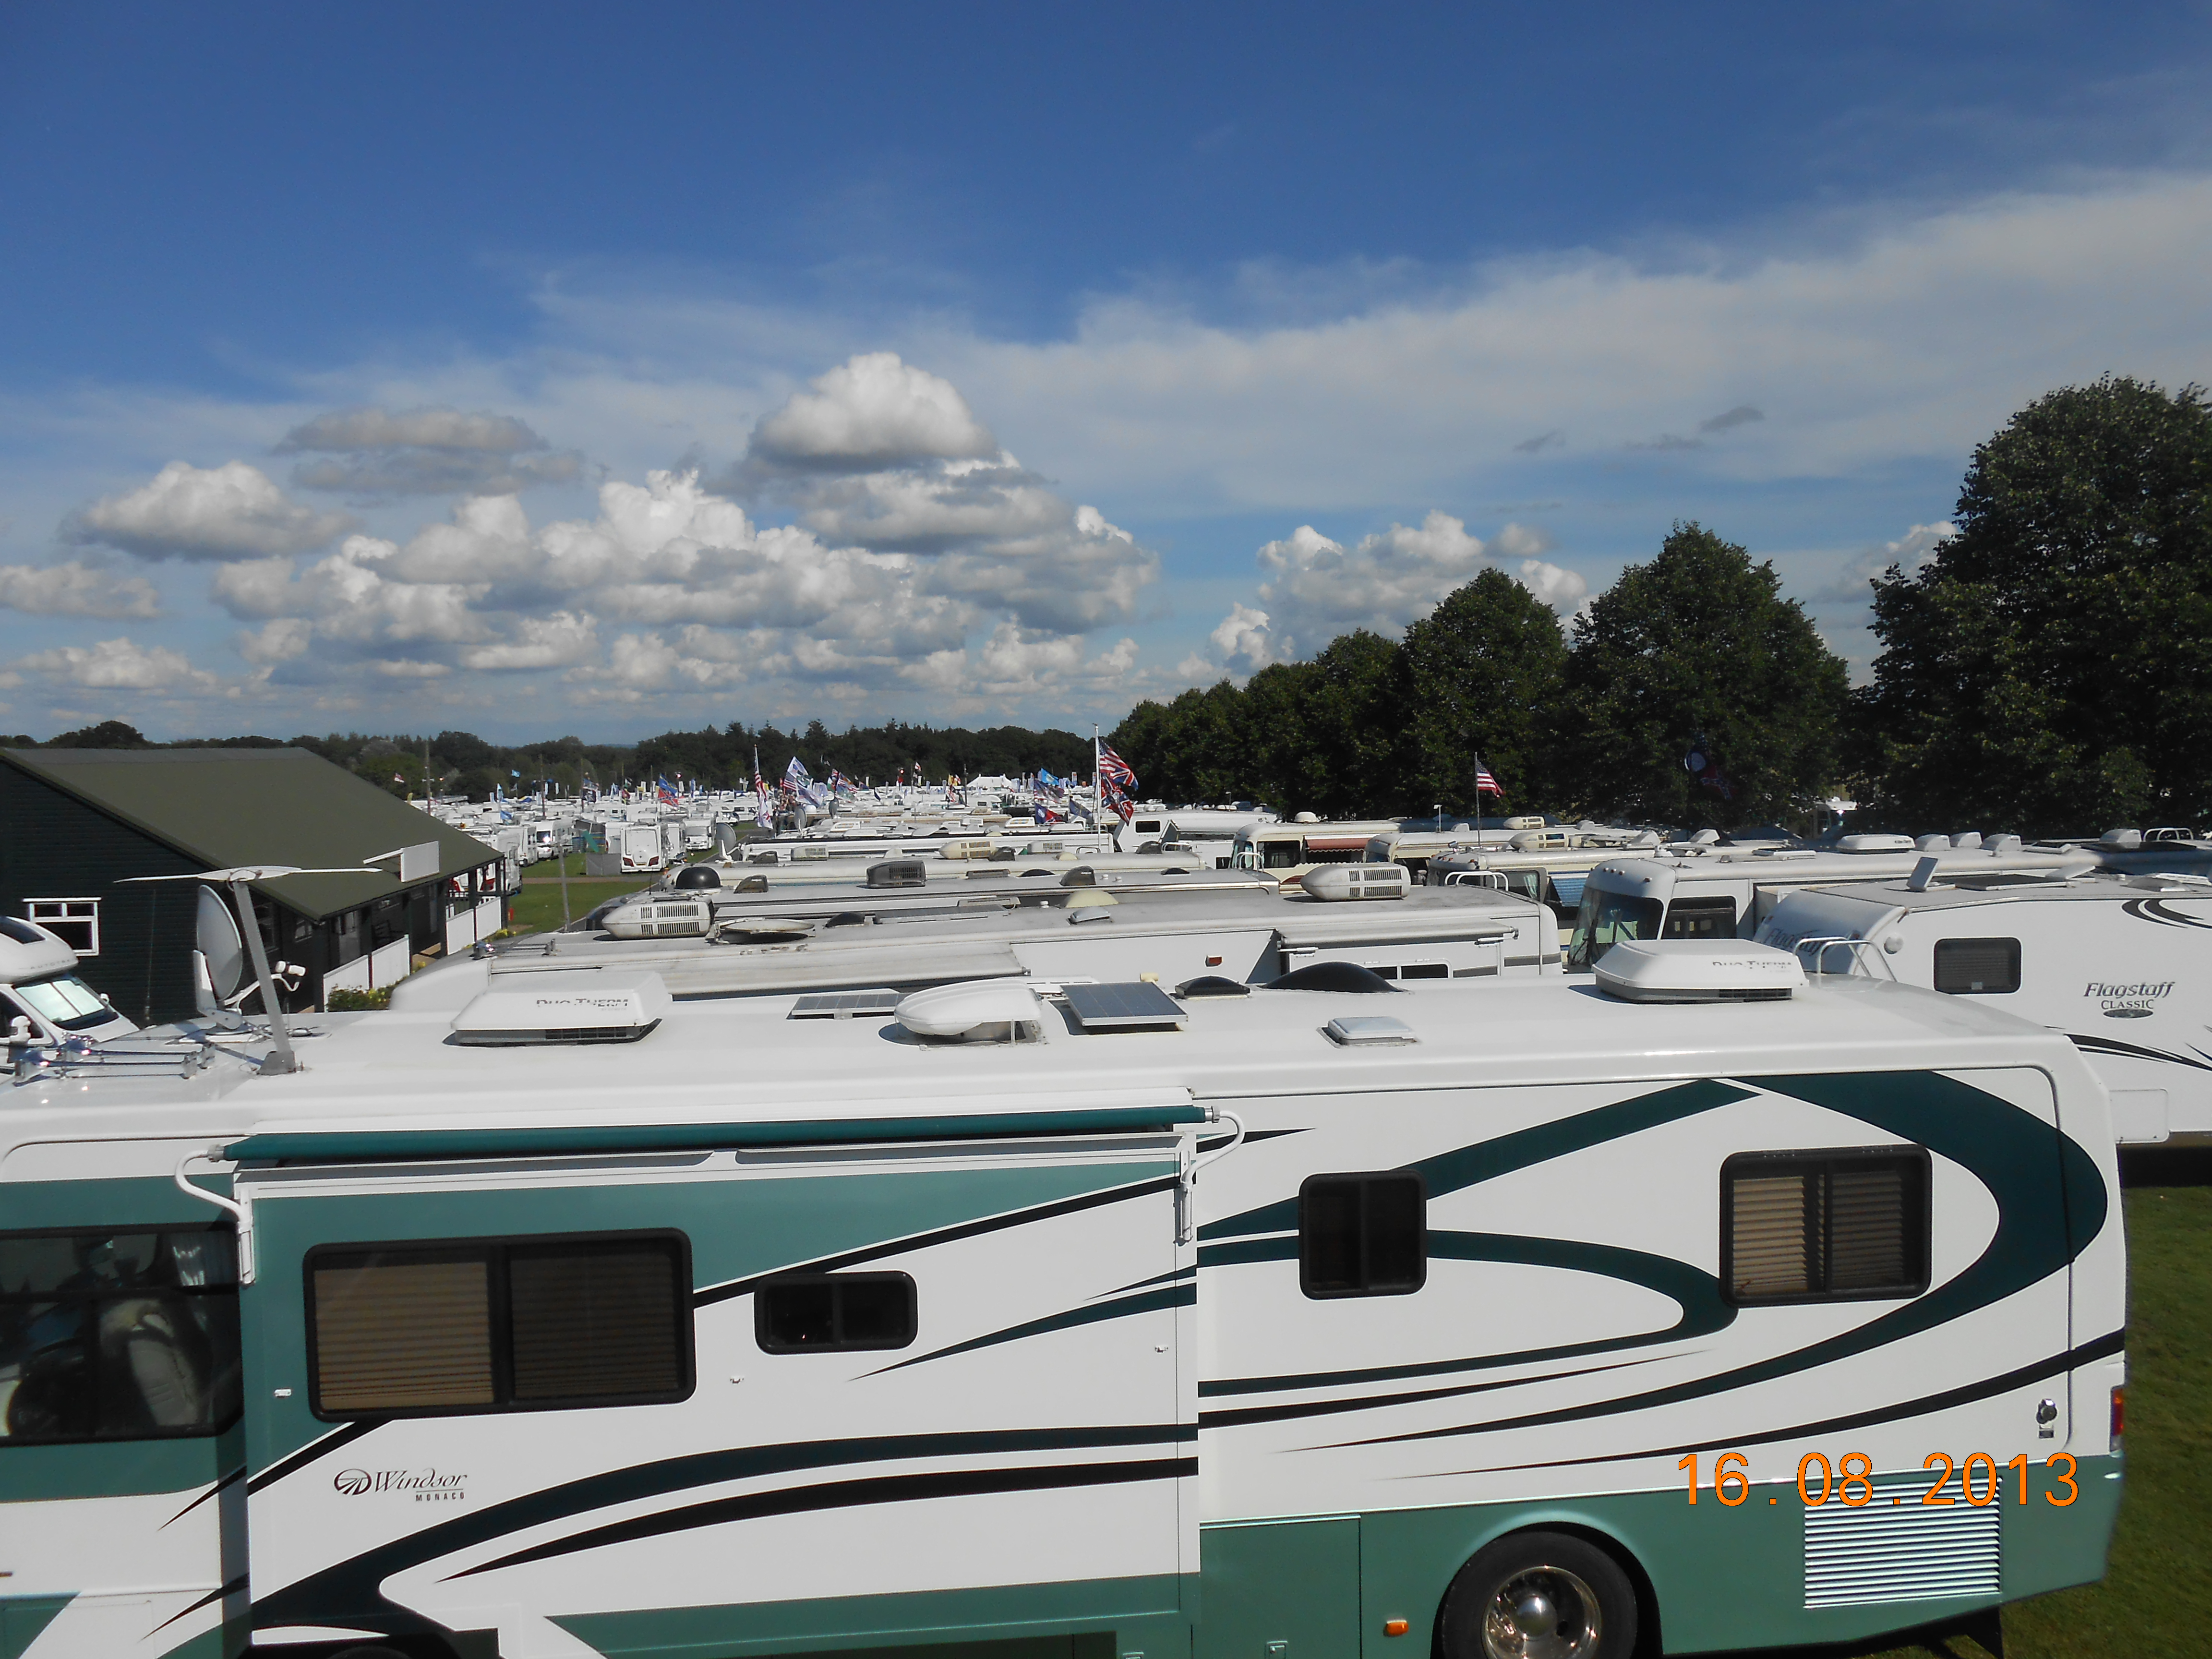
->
<box><xmin>0</xmin><ymin>943</ymin><xmax>2123</xmax><ymax>1659</ymax></box>
<box><xmin>1755</xmin><ymin>866</ymin><xmax>2212</xmax><ymax>1145</ymax></box>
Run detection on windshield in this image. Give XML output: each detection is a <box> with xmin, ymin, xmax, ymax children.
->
<box><xmin>14</xmin><ymin>974</ymin><xmax>118</xmax><ymax>1031</ymax></box>
<box><xmin>1567</xmin><ymin>889</ymin><xmax>1664</xmax><ymax>971</ymax></box>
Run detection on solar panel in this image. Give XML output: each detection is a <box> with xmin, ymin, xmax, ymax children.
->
<box><xmin>1063</xmin><ymin>980</ymin><xmax>1187</xmax><ymax>1031</ymax></box>
<box><xmin>789</xmin><ymin>989</ymin><xmax>903</xmax><ymax>1021</ymax></box>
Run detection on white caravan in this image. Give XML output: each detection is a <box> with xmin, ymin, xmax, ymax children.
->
<box><xmin>1566</xmin><ymin>838</ymin><xmax>2097</xmax><ymax>971</ymax></box>
<box><xmin>1755</xmin><ymin>867</ymin><xmax>2212</xmax><ymax>1145</ymax></box>
<box><xmin>409</xmin><ymin>871</ymin><xmax>1557</xmax><ymax>1005</ymax></box>
<box><xmin>1113</xmin><ymin>807</ymin><xmax>1277</xmax><ymax>866</ymax></box>
<box><xmin>0</xmin><ymin>948</ymin><xmax>2123</xmax><ymax>1659</ymax></box>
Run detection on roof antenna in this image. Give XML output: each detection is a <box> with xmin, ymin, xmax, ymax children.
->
<box><xmin>124</xmin><ymin>863</ymin><xmax>381</xmax><ymax>1075</ymax></box>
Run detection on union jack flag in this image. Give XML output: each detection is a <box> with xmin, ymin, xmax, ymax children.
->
<box><xmin>1471</xmin><ymin>756</ymin><xmax>1503</xmax><ymax>797</ymax></box>
<box><xmin>1097</xmin><ymin>744</ymin><xmax>1137</xmax><ymax>792</ymax></box>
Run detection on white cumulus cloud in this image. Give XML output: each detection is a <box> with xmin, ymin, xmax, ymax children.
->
<box><xmin>0</xmin><ymin>562</ymin><xmax>161</xmax><ymax>619</ymax></box>
<box><xmin>747</xmin><ymin>352</ymin><xmax>997</xmax><ymax>470</ymax></box>
<box><xmin>14</xmin><ymin>636</ymin><xmax>217</xmax><ymax>691</ymax></box>
<box><xmin>1205</xmin><ymin>509</ymin><xmax>1584</xmax><ymax>669</ymax></box>
<box><xmin>278</xmin><ymin>406</ymin><xmax>582</xmax><ymax>497</ymax></box>
<box><xmin>66</xmin><ymin>461</ymin><xmax>353</xmax><ymax>560</ymax></box>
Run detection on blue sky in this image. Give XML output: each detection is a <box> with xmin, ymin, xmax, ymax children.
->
<box><xmin>2</xmin><ymin>2</ymin><xmax>2207</xmax><ymax>739</ymax></box>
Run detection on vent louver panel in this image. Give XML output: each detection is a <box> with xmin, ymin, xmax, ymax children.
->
<box><xmin>1803</xmin><ymin>1481</ymin><xmax>1999</xmax><ymax>1608</ymax></box>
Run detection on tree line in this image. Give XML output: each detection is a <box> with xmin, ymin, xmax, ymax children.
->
<box><xmin>1109</xmin><ymin>376</ymin><xmax>2212</xmax><ymax>840</ymax></box>
<box><xmin>8</xmin><ymin>718</ymin><xmax>1095</xmax><ymax>805</ymax></box>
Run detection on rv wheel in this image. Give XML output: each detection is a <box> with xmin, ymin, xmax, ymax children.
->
<box><xmin>1440</xmin><ymin>1530</ymin><xmax>1637</xmax><ymax>1659</ymax></box>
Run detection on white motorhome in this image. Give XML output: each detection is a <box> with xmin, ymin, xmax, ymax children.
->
<box><xmin>1755</xmin><ymin>867</ymin><xmax>2212</xmax><ymax>1145</ymax></box>
<box><xmin>1114</xmin><ymin>807</ymin><xmax>1276</xmax><ymax>866</ymax></box>
<box><xmin>1567</xmin><ymin>838</ymin><xmax>2092</xmax><ymax>971</ymax></box>
<box><xmin>0</xmin><ymin>914</ymin><xmax>136</xmax><ymax>1044</ymax></box>
<box><xmin>0</xmin><ymin>948</ymin><xmax>2123</xmax><ymax>1659</ymax></box>
<box><xmin>419</xmin><ymin>867</ymin><xmax>1555</xmax><ymax>1004</ymax></box>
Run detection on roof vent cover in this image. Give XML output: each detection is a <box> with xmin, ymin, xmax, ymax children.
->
<box><xmin>599</xmin><ymin>897</ymin><xmax>712</xmax><ymax>939</ymax></box>
<box><xmin>894</xmin><ymin>979</ymin><xmax>1043</xmax><ymax>1042</ymax></box>
<box><xmin>1594</xmin><ymin>940</ymin><xmax>1807</xmax><ymax>1004</ymax></box>
<box><xmin>867</xmin><ymin>860</ymin><xmax>929</xmax><ymax>889</ymax></box>
<box><xmin>1302</xmin><ymin>864</ymin><xmax>1409</xmax><ymax>902</ymax></box>
<box><xmin>451</xmin><ymin>969</ymin><xmax>673</xmax><ymax>1046</ymax></box>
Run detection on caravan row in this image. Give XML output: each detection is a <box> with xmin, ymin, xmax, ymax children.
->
<box><xmin>1571</xmin><ymin>838</ymin><xmax>2212</xmax><ymax>1143</ymax></box>
<box><xmin>0</xmin><ymin>945</ymin><xmax>2125</xmax><ymax>1659</ymax></box>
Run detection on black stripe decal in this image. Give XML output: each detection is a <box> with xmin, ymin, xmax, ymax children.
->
<box><xmin>1201</xmin><ymin>1078</ymin><xmax>1754</xmax><ymax>1241</ymax></box>
<box><xmin>1200</xmin><ymin>1355</ymin><xmax>1672</xmax><ymax>1430</ymax></box>
<box><xmin>2124</xmin><ymin>898</ymin><xmax>2212</xmax><ymax>931</ymax></box>
<box><xmin>868</xmin><ymin>1282</ymin><xmax>1194</xmax><ymax>1374</ymax></box>
<box><xmin>2068</xmin><ymin>1031</ymin><xmax>2212</xmax><ymax>1074</ymax></box>
<box><xmin>1202</xmin><ymin>1231</ymin><xmax>1732</xmax><ymax>1398</ymax></box>
<box><xmin>247</xmin><ymin>1419</ymin><xmax>379</xmax><ymax>1495</ymax></box>
<box><xmin>151</xmin><ymin>1575</ymin><xmax>248</xmax><ymax>1633</ymax></box>
<box><xmin>448</xmin><ymin>1455</ymin><xmax>1195</xmax><ymax>1579</ymax></box>
<box><xmin>165</xmin><ymin>1463</ymin><xmax>247</xmax><ymax>1525</ymax></box>
<box><xmin>693</xmin><ymin>1173</ymin><xmax>1180</xmax><ymax>1306</ymax></box>
<box><xmin>1333</xmin><ymin>1070</ymin><xmax>2108</xmax><ymax>1450</ymax></box>
<box><xmin>251</xmin><ymin>1422</ymin><xmax>1189</xmax><ymax>1633</ymax></box>
<box><xmin>1448</xmin><ymin>1330</ymin><xmax>2128</xmax><ymax>1477</ymax></box>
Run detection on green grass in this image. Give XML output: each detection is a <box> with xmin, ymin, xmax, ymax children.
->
<box><xmin>504</xmin><ymin>878</ymin><xmax>649</xmax><ymax>933</ymax></box>
<box><xmin>1733</xmin><ymin>1156</ymin><xmax>2212</xmax><ymax>1659</ymax></box>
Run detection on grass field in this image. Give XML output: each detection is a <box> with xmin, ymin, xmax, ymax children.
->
<box><xmin>503</xmin><ymin>878</ymin><xmax>648</xmax><ymax>933</ymax></box>
<box><xmin>1739</xmin><ymin>1151</ymin><xmax>2212</xmax><ymax>1659</ymax></box>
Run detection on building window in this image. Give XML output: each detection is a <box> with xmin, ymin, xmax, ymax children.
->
<box><xmin>0</xmin><ymin>1226</ymin><xmax>241</xmax><ymax>1444</ymax></box>
<box><xmin>1722</xmin><ymin>1148</ymin><xmax>1929</xmax><ymax>1306</ymax></box>
<box><xmin>756</xmin><ymin>1273</ymin><xmax>917</xmax><ymax>1353</ymax></box>
<box><xmin>1299</xmin><ymin>1173</ymin><xmax>1426</xmax><ymax>1298</ymax></box>
<box><xmin>1934</xmin><ymin>938</ymin><xmax>2022</xmax><ymax>995</ymax></box>
<box><xmin>306</xmin><ymin>1232</ymin><xmax>690</xmax><ymax>1419</ymax></box>
<box><xmin>1663</xmin><ymin>897</ymin><xmax>1738</xmax><ymax>940</ymax></box>
<box><xmin>23</xmin><ymin>899</ymin><xmax>98</xmax><ymax>957</ymax></box>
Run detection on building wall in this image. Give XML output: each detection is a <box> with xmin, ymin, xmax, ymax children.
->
<box><xmin>0</xmin><ymin>764</ymin><xmax>201</xmax><ymax>1025</ymax></box>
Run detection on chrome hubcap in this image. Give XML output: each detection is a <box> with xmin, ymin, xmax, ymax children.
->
<box><xmin>1481</xmin><ymin>1566</ymin><xmax>1603</xmax><ymax>1659</ymax></box>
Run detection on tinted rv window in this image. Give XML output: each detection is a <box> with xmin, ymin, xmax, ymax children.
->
<box><xmin>307</xmin><ymin>1232</ymin><xmax>689</xmax><ymax>1419</ymax></box>
<box><xmin>1722</xmin><ymin>1149</ymin><xmax>1928</xmax><ymax>1306</ymax></box>
<box><xmin>1662</xmin><ymin>897</ymin><xmax>1737</xmax><ymax>939</ymax></box>
<box><xmin>1299</xmin><ymin>1173</ymin><xmax>1426</xmax><ymax>1298</ymax></box>
<box><xmin>1933</xmin><ymin>938</ymin><xmax>2022</xmax><ymax>995</ymax></box>
<box><xmin>0</xmin><ymin>1226</ymin><xmax>241</xmax><ymax>1444</ymax></box>
<box><xmin>756</xmin><ymin>1273</ymin><xmax>917</xmax><ymax>1352</ymax></box>
<box><xmin>1567</xmin><ymin>890</ymin><xmax>1662</xmax><ymax>970</ymax></box>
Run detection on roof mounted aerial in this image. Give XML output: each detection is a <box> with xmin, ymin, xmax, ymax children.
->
<box><xmin>122</xmin><ymin>863</ymin><xmax>382</xmax><ymax>1075</ymax></box>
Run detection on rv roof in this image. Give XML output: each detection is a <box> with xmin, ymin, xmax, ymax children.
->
<box><xmin>0</xmin><ymin>974</ymin><xmax>2077</xmax><ymax>1168</ymax></box>
<box><xmin>1791</xmin><ymin>871</ymin><xmax>2212</xmax><ymax>912</ymax></box>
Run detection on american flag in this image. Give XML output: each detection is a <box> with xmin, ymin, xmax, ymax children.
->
<box><xmin>1097</xmin><ymin>743</ymin><xmax>1138</xmax><ymax>792</ymax></box>
<box><xmin>1472</xmin><ymin>755</ymin><xmax>1503</xmax><ymax>797</ymax></box>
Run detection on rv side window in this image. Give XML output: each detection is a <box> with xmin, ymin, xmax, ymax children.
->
<box><xmin>1663</xmin><ymin>897</ymin><xmax>1737</xmax><ymax>939</ymax></box>
<box><xmin>1933</xmin><ymin>938</ymin><xmax>2022</xmax><ymax>995</ymax></box>
<box><xmin>1722</xmin><ymin>1149</ymin><xmax>1929</xmax><ymax>1306</ymax></box>
<box><xmin>0</xmin><ymin>1226</ymin><xmax>241</xmax><ymax>1444</ymax></box>
<box><xmin>1299</xmin><ymin>1173</ymin><xmax>1426</xmax><ymax>1298</ymax></box>
<box><xmin>307</xmin><ymin>1232</ymin><xmax>689</xmax><ymax>1419</ymax></box>
<box><xmin>756</xmin><ymin>1273</ymin><xmax>918</xmax><ymax>1353</ymax></box>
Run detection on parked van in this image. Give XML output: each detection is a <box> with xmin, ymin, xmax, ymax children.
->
<box><xmin>0</xmin><ymin>913</ymin><xmax>135</xmax><ymax>1043</ymax></box>
<box><xmin>0</xmin><ymin>950</ymin><xmax>2122</xmax><ymax>1659</ymax></box>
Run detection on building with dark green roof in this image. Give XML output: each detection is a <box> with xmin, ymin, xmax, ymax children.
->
<box><xmin>0</xmin><ymin>747</ymin><xmax>504</xmax><ymax>1023</ymax></box>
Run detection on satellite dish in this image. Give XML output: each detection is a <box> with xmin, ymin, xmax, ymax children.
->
<box><xmin>196</xmin><ymin>885</ymin><xmax>246</xmax><ymax>1004</ymax></box>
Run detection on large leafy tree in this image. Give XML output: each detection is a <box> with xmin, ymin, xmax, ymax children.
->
<box><xmin>1866</xmin><ymin>376</ymin><xmax>2212</xmax><ymax>835</ymax></box>
<box><xmin>1562</xmin><ymin>522</ymin><xmax>1848</xmax><ymax>826</ymax></box>
<box><xmin>1398</xmin><ymin>568</ymin><xmax>1568</xmax><ymax>816</ymax></box>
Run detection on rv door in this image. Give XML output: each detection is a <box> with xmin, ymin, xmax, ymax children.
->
<box><xmin>232</xmin><ymin>1126</ymin><xmax>1197</xmax><ymax>1655</ymax></box>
